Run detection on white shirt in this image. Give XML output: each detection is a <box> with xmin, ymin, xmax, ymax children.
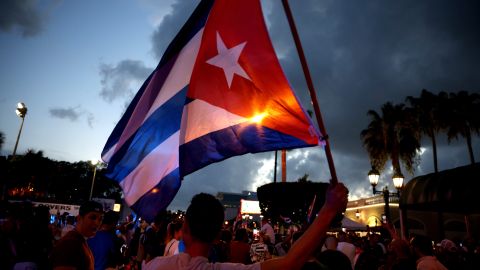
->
<box><xmin>260</xmin><ymin>223</ymin><xmax>275</xmax><ymax>244</ymax></box>
<box><xmin>144</xmin><ymin>253</ymin><xmax>261</xmax><ymax>270</ymax></box>
<box><xmin>416</xmin><ymin>256</ymin><xmax>448</xmax><ymax>270</ymax></box>
<box><xmin>164</xmin><ymin>238</ymin><xmax>180</xmax><ymax>256</ymax></box>
<box><xmin>337</xmin><ymin>241</ymin><xmax>356</xmax><ymax>268</ymax></box>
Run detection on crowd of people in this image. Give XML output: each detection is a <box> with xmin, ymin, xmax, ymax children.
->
<box><xmin>1</xmin><ymin>182</ymin><xmax>479</xmax><ymax>269</ymax></box>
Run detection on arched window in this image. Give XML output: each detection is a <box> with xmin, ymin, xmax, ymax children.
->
<box><xmin>394</xmin><ymin>218</ymin><xmax>424</xmax><ymax>230</ymax></box>
<box><xmin>444</xmin><ymin>220</ymin><xmax>466</xmax><ymax>232</ymax></box>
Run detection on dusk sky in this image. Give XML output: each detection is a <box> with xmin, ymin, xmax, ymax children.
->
<box><xmin>1</xmin><ymin>0</ymin><xmax>479</xmax><ymax>210</ymax></box>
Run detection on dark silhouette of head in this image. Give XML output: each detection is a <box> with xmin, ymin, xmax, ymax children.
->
<box><xmin>185</xmin><ymin>193</ymin><xmax>224</xmax><ymax>243</ymax></box>
<box><xmin>234</xmin><ymin>228</ymin><xmax>249</xmax><ymax>242</ymax></box>
<box><xmin>410</xmin><ymin>235</ymin><xmax>434</xmax><ymax>256</ymax></box>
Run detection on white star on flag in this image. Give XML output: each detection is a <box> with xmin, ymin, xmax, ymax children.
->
<box><xmin>206</xmin><ymin>32</ymin><xmax>251</xmax><ymax>88</ymax></box>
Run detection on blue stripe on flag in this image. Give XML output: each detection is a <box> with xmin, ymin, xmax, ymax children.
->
<box><xmin>106</xmin><ymin>86</ymin><xmax>188</xmax><ymax>182</ymax></box>
<box><xmin>179</xmin><ymin>123</ymin><xmax>315</xmax><ymax>177</ymax></box>
<box><xmin>130</xmin><ymin>168</ymin><xmax>181</xmax><ymax>222</ymax></box>
<box><xmin>101</xmin><ymin>0</ymin><xmax>214</xmax><ymax>162</ymax></box>
<box><xmin>101</xmin><ymin>72</ymin><xmax>154</xmax><ymax>160</ymax></box>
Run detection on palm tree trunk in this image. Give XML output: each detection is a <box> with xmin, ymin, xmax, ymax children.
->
<box><xmin>282</xmin><ymin>149</ymin><xmax>287</xmax><ymax>182</ymax></box>
<box><xmin>430</xmin><ymin>134</ymin><xmax>438</xmax><ymax>173</ymax></box>
<box><xmin>466</xmin><ymin>131</ymin><xmax>475</xmax><ymax>164</ymax></box>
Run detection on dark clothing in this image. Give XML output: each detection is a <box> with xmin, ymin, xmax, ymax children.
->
<box><xmin>229</xmin><ymin>241</ymin><xmax>251</xmax><ymax>264</ymax></box>
<box><xmin>144</xmin><ymin>227</ymin><xmax>165</xmax><ymax>260</ymax></box>
<box><xmin>88</xmin><ymin>230</ymin><xmax>121</xmax><ymax>270</ymax></box>
<box><xmin>390</xmin><ymin>257</ymin><xmax>416</xmax><ymax>270</ymax></box>
<box><xmin>50</xmin><ymin>230</ymin><xmax>94</xmax><ymax>270</ymax></box>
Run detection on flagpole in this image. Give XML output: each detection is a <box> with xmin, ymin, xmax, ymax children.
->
<box><xmin>281</xmin><ymin>0</ymin><xmax>338</xmax><ymax>184</ymax></box>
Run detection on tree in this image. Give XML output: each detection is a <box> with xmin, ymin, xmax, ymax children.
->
<box><xmin>361</xmin><ymin>102</ymin><xmax>421</xmax><ymax>177</ymax></box>
<box><xmin>443</xmin><ymin>91</ymin><xmax>480</xmax><ymax>164</ymax></box>
<box><xmin>406</xmin><ymin>89</ymin><xmax>444</xmax><ymax>172</ymax></box>
<box><xmin>0</xmin><ymin>131</ymin><xmax>5</xmax><ymax>151</ymax></box>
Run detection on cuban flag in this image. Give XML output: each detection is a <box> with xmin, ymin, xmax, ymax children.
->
<box><xmin>102</xmin><ymin>0</ymin><xmax>322</xmax><ymax>222</ymax></box>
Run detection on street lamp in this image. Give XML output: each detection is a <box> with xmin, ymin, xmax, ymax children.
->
<box><xmin>12</xmin><ymin>102</ymin><xmax>28</xmax><ymax>157</ymax></box>
<box><xmin>89</xmin><ymin>160</ymin><xmax>99</xmax><ymax>200</ymax></box>
<box><xmin>367</xmin><ymin>167</ymin><xmax>403</xmax><ymax>222</ymax></box>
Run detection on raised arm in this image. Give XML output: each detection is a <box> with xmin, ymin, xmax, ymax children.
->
<box><xmin>261</xmin><ymin>182</ymin><xmax>348</xmax><ymax>270</ymax></box>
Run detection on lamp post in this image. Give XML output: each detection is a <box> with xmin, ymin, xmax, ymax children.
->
<box><xmin>89</xmin><ymin>160</ymin><xmax>99</xmax><ymax>201</ymax></box>
<box><xmin>12</xmin><ymin>102</ymin><xmax>28</xmax><ymax>157</ymax></box>
<box><xmin>368</xmin><ymin>168</ymin><xmax>403</xmax><ymax>222</ymax></box>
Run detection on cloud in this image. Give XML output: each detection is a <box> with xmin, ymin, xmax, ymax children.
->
<box><xmin>99</xmin><ymin>60</ymin><xmax>152</xmax><ymax>103</ymax></box>
<box><xmin>49</xmin><ymin>106</ymin><xmax>95</xmax><ymax>128</ymax></box>
<box><xmin>150</xmin><ymin>0</ymin><xmax>200</xmax><ymax>60</ymax></box>
<box><xmin>49</xmin><ymin>106</ymin><xmax>82</xmax><ymax>121</ymax></box>
<box><xmin>0</xmin><ymin>0</ymin><xmax>58</xmax><ymax>37</ymax></box>
<box><xmin>107</xmin><ymin>0</ymin><xmax>480</xmax><ymax>210</ymax></box>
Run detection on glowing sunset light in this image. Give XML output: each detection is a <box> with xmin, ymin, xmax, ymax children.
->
<box><xmin>249</xmin><ymin>112</ymin><xmax>268</xmax><ymax>124</ymax></box>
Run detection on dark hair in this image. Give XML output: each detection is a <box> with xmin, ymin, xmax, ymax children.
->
<box><xmin>186</xmin><ymin>193</ymin><xmax>224</xmax><ymax>243</ymax></box>
<box><xmin>292</xmin><ymin>230</ymin><xmax>304</xmax><ymax>244</ymax></box>
<box><xmin>102</xmin><ymin>211</ymin><xmax>119</xmax><ymax>225</ymax></box>
<box><xmin>79</xmin><ymin>201</ymin><xmax>103</xmax><ymax>216</ymax></box>
<box><xmin>410</xmin><ymin>235</ymin><xmax>433</xmax><ymax>256</ymax></box>
<box><xmin>318</xmin><ymin>249</ymin><xmax>352</xmax><ymax>270</ymax></box>
<box><xmin>168</xmin><ymin>221</ymin><xmax>183</xmax><ymax>238</ymax></box>
<box><xmin>234</xmin><ymin>228</ymin><xmax>248</xmax><ymax>242</ymax></box>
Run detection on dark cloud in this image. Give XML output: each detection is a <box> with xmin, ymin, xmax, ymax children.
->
<box><xmin>108</xmin><ymin>0</ymin><xmax>480</xmax><ymax>209</ymax></box>
<box><xmin>151</xmin><ymin>0</ymin><xmax>200</xmax><ymax>60</ymax></box>
<box><xmin>99</xmin><ymin>60</ymin><xmax>152</xmax><ymax>103</ymax></box>
<box><xmin>49</xmin><ymin>106</ymin><xmax>81</xmax><ymax>121</ymax></box>
<box><xmin>49</xmin><ymin>106</ymin><xmax>96</xmax><ymax>128</ymax></box>
<box><xmin>0</xmin><ymin>0</ymin><xmax>57</xmax><ymax>37</ymax></box>
<box><xmin>266</xmin><ymin>0</ymin><xmax>480</xmax><ymax>174</ymax></box>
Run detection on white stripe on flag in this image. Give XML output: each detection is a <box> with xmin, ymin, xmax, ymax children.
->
<box><xmin>102</xmin><ymin>143</ymin><xmax>117</xmax><ymax>163</ymax></box>
<box><xmin>119</xmin><ymin>131</ymin><xmax>180</xmax><ymax>206</ymax></box>
<box><xmin>105</xmin><ymin>29</ymin><xmax>204</xmax><ymax>165</ymax></box>
<box><xmin>180</xmin><ymin>99</ymin><xmax>247</xmax><ymax>145</ymax></box>
<box><xmin>145</xmin><ymin>28</ymin><xmax>204</xmax><ymax>120</ymax></box>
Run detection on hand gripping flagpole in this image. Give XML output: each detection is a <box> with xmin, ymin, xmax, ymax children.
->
<box><xmin>282</xmin><ymin>0</ymin><xmax>338</xmax><ymax>185</ymax></box>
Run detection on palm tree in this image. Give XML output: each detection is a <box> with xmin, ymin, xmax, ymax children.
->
<box><xmin>406</xmin><ymin>89</ymin><xmax>443</xmax><ymax>172</ymax></box>
<box><xmin>361</xmin><ymin>102</ymin><xmax>421</xmax><ymax>177</ymax></box>
<box><xmin>0</xmin><ymin>131</ymin><xmax>5</xmax><ymax>151</ymax></box>
<box><xmin>443</xmin><ymin>91</ymin><xmax>480</xmax><ymax>164</ymax></box>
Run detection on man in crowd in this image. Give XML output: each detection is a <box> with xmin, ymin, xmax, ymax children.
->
<box><xmin>410</xmin><ymin>235</ymin><xmax>448</xmax><ymax>270</ymax></box>
<box><xmin>145</xmin><ymin>181</ymin><xmax>348</xmax><ymax>270</ymax></box>
<box><xmin>260</xmin><ymin>217</ymin><xmax>275</xmax><ymax>245</ymax></box>
<box><xmin>88</xmin><ymin>210</ymin><xmax>121</xmax><ymax>270</ymax></box>
<box><xmin>50</xmin><ymin>201</ymin><xmax>104</xmax><ymax>270</ymax></box>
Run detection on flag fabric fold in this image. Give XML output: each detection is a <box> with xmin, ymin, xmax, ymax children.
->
<box><xmin>102</xmin><ymin>0</ymin><xmax>321</xmax><ymax>222</ymax></box>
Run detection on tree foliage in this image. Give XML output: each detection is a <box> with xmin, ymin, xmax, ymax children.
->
<box><xmin>361</xmin><ymin>102</ymin><xmax>420</xmax><ymax>176</ymax></box>
<box><xmin>364</xmin><ymin>90</ymin><xmax>480</xmax><ymax>175</ymax></box>
<box><xmin>3</xmin><ymin>150</ymin><xmax>122</xmax><ymax>203</ymax></box>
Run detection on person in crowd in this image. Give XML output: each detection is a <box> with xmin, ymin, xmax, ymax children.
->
<box><xmin>61</xmin><ymin>215</ymin><xmax>76</xmax><ymax>238</ymax></box>
<box><xmin>144</xmin><ymin>181</ymin><xmax>348</xmax><ymax>270</ymax></box>
<box><xmin>354</xmin><ymin>236</ymin><xmax>381</xmax><ymax>270</ymax></box>
<box><xmin>317</xmin><ymin>249</ymin><xmax>352</xmax><ymax>270</ymax></box>
<box><xmin>382</xmin><ymin>238</ymin><xmax>415</xmax><ymax>270</ymax></box>
<box><xmin>164</xmin><ymin>221</ymin><xmax>184</xmax><ymax>256</ymax></box>
<box><xmin>133</xmin><ymin>218</ymin><xmax>150</xmax><ymax>268</ymax></box>
<box><xmin>49</xmin><ymin>201</ymin><xmax>104</xmax><ymax>270</ymax></box>
<box><xmin>337</xmin><ymin>231</ymin><xmax>356</xmax><ymax>268</ymax></box>
<box><xmin>229</xmin><ymin>228</ymin><xmax>251</xmax><ymax>264</ymax></box>
<box><xmin>88</xmin><ymin>210</ymin><xmax>121</xmax><ymax>270</ymax></box>
<box><xmin>260</xmin><ymin>217</ymin><xmax>275</xmax><ymax>245</ymax></box>
<box><xmin>274</xmin><ymin>224</ymin><xmax>300</xmax><ymax>256</ymax></box>
<box><xmin>321</xmin><ymin>235</ymin><xmax>337</xmax><ymax>252</ymax></box>
<box><xmin>250</xmin><ymin>232</ymin><xmax>271</xmax><ymax>263</ymax></box>
<box><xmin>435</xmin><ymin>238</ymin><xmax>462</xmax><ymax>270</ymax></box>
<box><xmin>210</xmin><ymin>229</ymin><xmax>232</xmax><ymax>263</ymax></box>
<box><xmin>410</xmin><ymin>235</ymin><xmax>447</xmax><ymax>270</ymax></box>
<box><xmin>144</xmin><ymin>210</ymin><xmax>170</xmax><ymax>263</ymax></box>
